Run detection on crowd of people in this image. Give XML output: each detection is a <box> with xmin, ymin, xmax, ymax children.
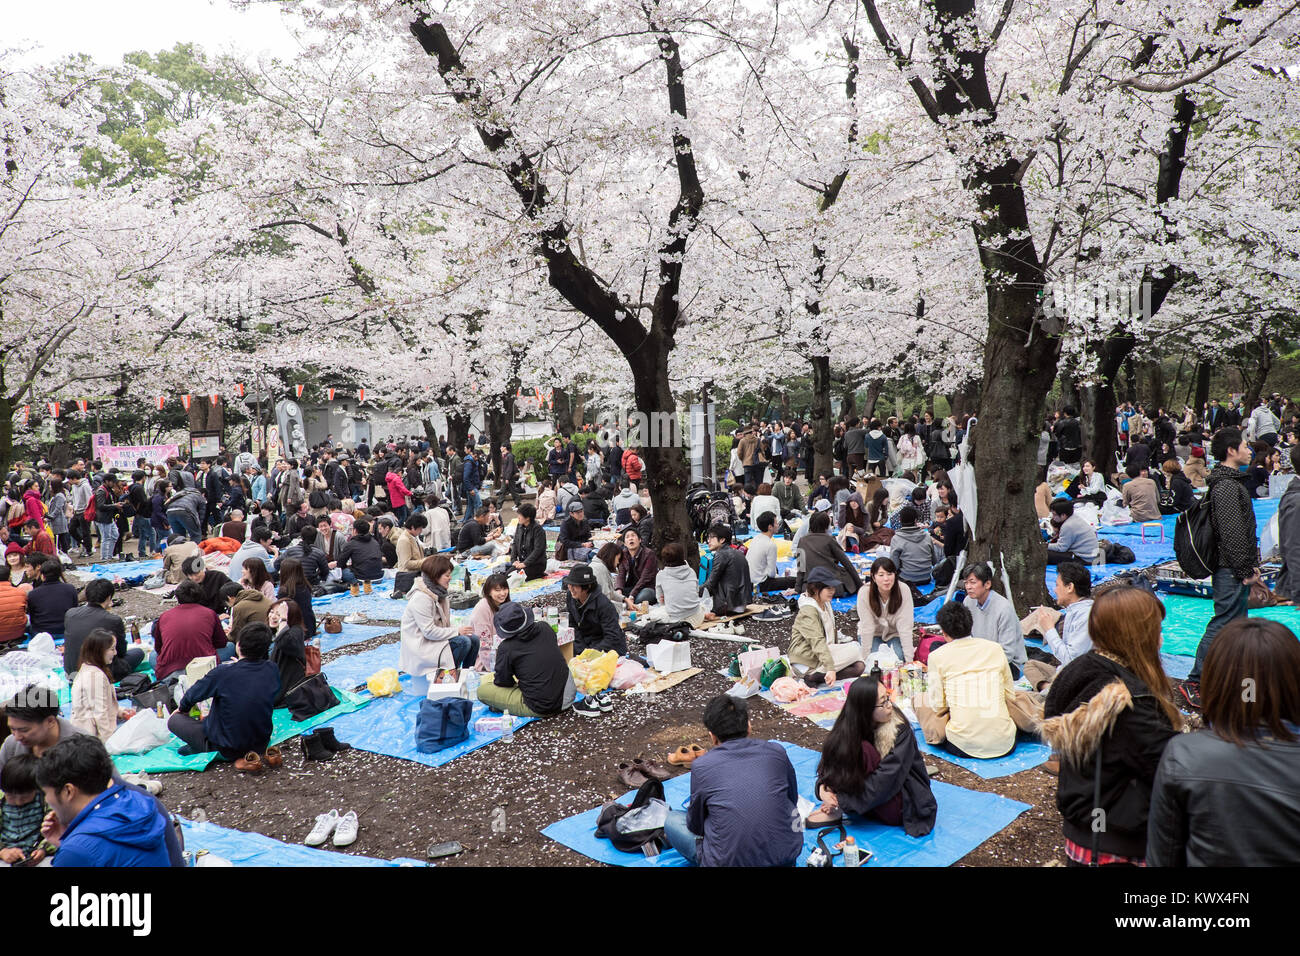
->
<box><xmin>1</xmin><ymin>388</ymin><xmax>1299</xmax><ymax>868</ymax></box>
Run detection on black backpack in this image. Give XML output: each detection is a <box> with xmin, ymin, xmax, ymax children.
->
<box><xmin>1174</xmin><ymin>496</ymin><xmax>1218</xmax><ymax>579</ymax></box>
<box><xmin>595</xmin><ymin>778</ymin><xmax>667</xmax><ymax>852</ymax></box>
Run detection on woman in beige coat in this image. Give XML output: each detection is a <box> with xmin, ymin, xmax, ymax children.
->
<box><xmin>788</xmin><ymin>567</ymin><xmax>864</xmax><ymax>685</ymax></box>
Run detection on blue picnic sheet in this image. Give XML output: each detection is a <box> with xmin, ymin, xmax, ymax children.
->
<box><xmin>81</xmin><ymin>557</ymin><xmax>164</xmax><ymax>578</ymax></box>
<box><xmin>913</xmin><ymin>731</ymin><xmax>1052</xmax><ymax>779</ymax></box>
<box><xmin>319</xmin><ymin>622</ymin><xmax>398</xmax><ymax>654</ymax></box>
<box><xmin>179</xmin><ymin>817</ymin><xmax>426</xmax><ymax>867</ymax></box>
<box><xmin>541</xmin><ymin>740</ymin><xmax>1030</xmax><ymax>867</ymax></box>
<box><xmin>321</xmin><ymin>642</ymin><xmax>403</xmax><ymax>690</ymax></box>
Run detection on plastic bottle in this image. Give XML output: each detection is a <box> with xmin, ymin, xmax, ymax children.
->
<box><xmin>502</xmin><ymin>710</ymin><xmax>514</xmax><ymax>743</ymax></box>
<box><xmin>842</xmin><ymin>836</ymin><xmax>859</xmax><ymax>867</ymax></box>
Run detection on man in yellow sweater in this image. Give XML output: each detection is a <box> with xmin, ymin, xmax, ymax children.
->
<box><xmin>913</xmin><ymin>601</ymin><xmax>1017</xmax><ymax>759</ymax></box>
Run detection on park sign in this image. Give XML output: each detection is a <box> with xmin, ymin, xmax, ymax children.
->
<box><xmin>90</xmin><ymin>433</ymin><xmax>179</xmax><ymax>472</ymax></box>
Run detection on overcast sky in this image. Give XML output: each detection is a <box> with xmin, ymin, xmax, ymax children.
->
<box><xmin>9</xmin><ymin>0</ymin><xmax>305</xmax><ymax>66</ymax></box>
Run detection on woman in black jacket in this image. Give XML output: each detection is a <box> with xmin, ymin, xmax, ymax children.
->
<box><xmin>276</xmin><ymin>557</ymin><xmax>316</xmax><ymax>637</ymax></box>
<box><xmin>1147</xmin><ymin>618</ymin><xmax>1300</xmax><ymax>866</ymax></box>
<box><xmin>809</xmin><ymin>676</ymin><xmax>936</xmax><ymax>836</ymax></box>
<box><xmin>268</xmin><ymin>598</ymin><xmax>308</xmax><ymax>706</ymax></box>
<box><xmin>1040</xmin><ymin>586</ymin><xmax>1181</xmax><ymax>866</ymax></box>
<box><xmin>1162</xmin><ymin>459</ymin><xmax>1196</xmax><ymax>512</ymax></box>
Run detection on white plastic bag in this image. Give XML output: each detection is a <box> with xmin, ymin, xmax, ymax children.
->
<box><xmin>106</xmin><ymin>710</ymin><xmax>174</xmax><ymax>756</ymax></box>
<box><xmin>1100</xmin><ymin>500</ymin><xmax>1131</xmax><ymax>526</ymax></box>
<box><xmin>616</xmin><ymin>797</ymin><xmax>669</xmax><ymax>834</ymax></box>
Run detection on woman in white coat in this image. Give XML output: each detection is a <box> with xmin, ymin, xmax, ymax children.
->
<box><xmin>400</xmin><ymin>555</ymin><xmax>479</xmax><ymax>687</ymax></box>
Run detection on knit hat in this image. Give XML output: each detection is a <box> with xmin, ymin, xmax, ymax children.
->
<box><xmin>494</xmin><ymin>601</ymin><xmax>535</xmax><ymax>640</ymax></box>
<box><xmin>1190</xmin><ymin>446</ymin><xmax>1205</xmax><ymax>458</ymax></box>
<box><xmin>567</xmin><ymin>500</ymin><xmax>585</xmax><ymax>513</ymax></box>
<box><xmin>4</xmin><ymin>542</ymin><xmax>23</xmax><ymax>558</ymax></box>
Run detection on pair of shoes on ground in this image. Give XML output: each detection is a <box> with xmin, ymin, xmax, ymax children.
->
<box><xmin>301</xmin><ymin>727</ymin><xmax>352</xmax><ymax>762</ymax></box>
<box><xmin>348</xmin><ymin>580</ymin><xmax>376</xmax><ymax>597</ymax></box>
<box><xmin>235</xmin><ymin>746</ymin><xmax>284</xmax><ymax>773</ymax></box>
<box><xmin>713</xmin><ymin>621</ymin><xmax>745</xmax><ymax>635</ymax></box>
<box><xmin>616</xmin><ymin>756</ymin><xmax>675</xmax><ymax>788</ymax></box>
<box><xmin>754</xmin><ymin>606</ymin><xmax>791</xmax><ymax>621</ymax></box>
<box><xmin>305</xmin><ymin>809</ymin><xmax>359</xmax><ymax>848</ymax></box>
<box><xmin>573</xmin><ymin>688</ymin><xmax>617</xmax><ymax>718</ymax></box>
<box><xmin>667</xmin><ymin>743</ymin><xmax>708</xmax><ymax>767</ymax></box>
<box><xmin>123</xmin><ymin>771</ymin><xmax>163</xmax><ymax>796</ymax></box>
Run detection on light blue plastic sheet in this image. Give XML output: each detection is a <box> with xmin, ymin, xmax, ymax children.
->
<box><xmin>541</xmin><ymin>740</ymin><xmax>1029</xmax><ymax>867</ymax></box>
<box><xmin>179</xmin><ymin>817</ymin><xmax>426</xmax><ymax>867</ymax></box>
<box><xmin>319</xmin><ymin>622</ymin><xmax>397</xmax><ymax>654</ymax></box>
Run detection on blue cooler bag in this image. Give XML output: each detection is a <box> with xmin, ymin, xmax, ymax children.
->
<box><xmin>415</xmin><ymin>697</ymin><xmax>472</xmax><ymax>753</ymax></box>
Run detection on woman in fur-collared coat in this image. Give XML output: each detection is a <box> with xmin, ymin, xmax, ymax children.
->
<box><xmin>1040</xmin><ymin>586</ymin><xmax>1182</xmax><ymax>867</ymax></box>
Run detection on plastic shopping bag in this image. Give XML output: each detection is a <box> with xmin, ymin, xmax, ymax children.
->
<box><xmin>569</xmin><ymin>649</ymin><xmax>619</xmax><ymax>694</ymax></box>
<box><xmin>106</xmin><ymin>709</ymin><xmax>174</xmax><ymax>756</ymax></box>
<box><xmin>609</xmin><ymin>657</ymin><xmax>649</xmax><ymax>690</ymax></box>
<box><xmin>366</xmin><ymin>667</ymin><xmax>403</xmax><ymax>697</ymax></box>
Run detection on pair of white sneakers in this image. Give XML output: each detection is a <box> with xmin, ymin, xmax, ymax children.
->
<box><xmin>305</xmin><ymin>809</ymin><xmax>359</xmax><ymax>848</ymax></box>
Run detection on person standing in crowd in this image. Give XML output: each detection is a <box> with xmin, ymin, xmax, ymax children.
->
<box><xmin>1182</xmin><ymin>429</ymin><xmax>1258</xmax><ymax>709</ymax></box>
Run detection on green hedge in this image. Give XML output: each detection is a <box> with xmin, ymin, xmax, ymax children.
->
<box><xmin>716</xmin><ymin>435</ymin><xmax>733</xmax><ymax>475</ymax></box>
<box><xmin>718</xmin><ymin>418</ymin><xmax>740</xmax><ymax>435</ymax></box>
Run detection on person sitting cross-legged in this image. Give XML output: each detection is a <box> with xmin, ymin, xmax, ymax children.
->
<box><xmin>808</xmin><ymin>676</ymin><xmax>937</xmax><ymax>835</ymax></box>
<box><xmin>662</xmin><ymin>695</ymin><xmax>804</xmax><ymax>867</ymax></box>
<box><xmin>167</xmin><ymin>623</ymin><xmax>281</xmax><ymax>769</ymax></box>
<box><xmin>1045</xmin><ymin>498</ymin><xmax>1099</xmax><ymax>565</ymax></box>
<box><xmin>477</xmin><ymin>602</ymin><xmax>576</xmax><ymax>718</ymax></box>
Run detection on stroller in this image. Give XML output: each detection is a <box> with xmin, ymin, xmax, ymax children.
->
<box><xmin>687</xmin><ymin>483</ymin><xmax>738</xmax><ymax>541</ymax></box>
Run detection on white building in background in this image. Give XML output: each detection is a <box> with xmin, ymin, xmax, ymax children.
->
<box><xmin>299</xmin><ymin>402</ymin><xmax>487</xmax><ymax>449</ymax></box>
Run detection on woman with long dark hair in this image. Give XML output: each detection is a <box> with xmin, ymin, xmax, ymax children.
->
<box><xmin>807</xmin><ymin>677</ymin><xmax>937</xmax><ymax>834</ymax></box>
<box><xmin>276</xmin><ymin>557</ymin><xmax>316</xmax><ymax>637</ymax></box>
<box><xmin>856</xmin><ymin>557</ymin><xmax>915</xmax><ymax>661</ymax></box>
<box><xmin>469</xmin><ymin>572</ymin><xmax>511</xmax><ymax>672</ymax></box>
<box><xmin>267</xmin><ymin>599</ymin><xmax>307</xmax><ymax>707</ymax></box>
<box><xmin>1040</xmin><ymin>586</ymin><xmax>1180</xmax><ymax>866</ymax></box>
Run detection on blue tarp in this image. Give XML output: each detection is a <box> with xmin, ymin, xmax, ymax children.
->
<box><xmin>542</xmin><ymin>741</ymin><xmax>1029</xmax><ymax>867</ymax></box>
<box><xmin>319</xmin><ymin>622</ymin><xmax>397</xmax><ymax>654</ymax></box>
<box><xmin>913</xmin><ymin>730</ymin><xmax>1052</xmax><ymax>778</ymax></box>
<box><xmin>82</xmin><ymin>557</ymin><xmax>163</xmax><ymax>578</ymax></box>
<box><xmin>321</xmin><ymin>642</ymin><xmax>402</xmax><ymax>690</ymax></box>
<box><xmin>179</xmin><ymin>817</ymin><xmax>426</xmax><ymax>867</ymax></box>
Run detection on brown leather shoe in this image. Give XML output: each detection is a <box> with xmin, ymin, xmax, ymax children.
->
<box><xmin>263</xmin><ymin>746</ymin><xmax>284</xmax><ymax>769</ymax></box>
<box><xmin>633</xmin><ymin>757</ymin><xmax>674</xmax><ymax>781</ymax></box>
<box><xmin>363</xmin><ymin>580</ymin><xmax>373</xmax><ymax>594</ymax></box>
<box><xmin>235</xmin><ymin>751</ymin><xmax>263</xmax><ymax>773</ymax></box>
<box><xmin>616</xmin><ymin>762</ymin><xmax>649</xmax><ymax>789</ymax></box>
<box><xmin>1043</xmin><ymin>757</ymin><xmax>1060</xmax><ymax>776</ymax></box>
<box><xmin>349</xmin><ymin>583</ymin><xmax>360</xmax><ymax>597</ymax></box>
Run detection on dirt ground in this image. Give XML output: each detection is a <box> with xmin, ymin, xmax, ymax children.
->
<box><xmin>102</xmin><ymin>578</ymin><xmax>1069</xmax><ymax>867</ymax></box>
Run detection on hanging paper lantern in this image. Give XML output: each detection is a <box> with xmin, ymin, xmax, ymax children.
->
<box><xmin>235</xmin><ymin>383</ymin><xmax>245</xmax><ymax>398</ymax></box>
<box><xmin>295</xmin><ymin>384</ymin><xmax>305</xmax><ymax>399</ymax></box>
<box><xmin>209</xmin><ymin>393</ymin><xmax>220</xmax><ymax>407</ymax></box>
<box><xmin>75</xmin><ymin>399</ymin><xmax>88</xmax><ymax>414</ymax></box>
<box><xmin>357</xmin><ymin>388</ymin><xmax>366</xmax><ymax>403</ymax></box>
<box><xmin>181</xmin><ymin>394</ymin><xmax>192</xmax><ymax>411</ymax></box>
<box><xmin>327</xmin><ymin>388</ymin><xmax>336</xmax><ymax>402</ymax></box>
<box><xmin>156</xmin><ymin>395</ymin><xmax>166</xmax><ymax>411</ymax></box>
<box><xmin>20</xmin><ymin>405</ymin><xmax>30</xmax><ymax>424</ymax></box>
<box><xmin>48</xmin><ymin>402</ymin><xmax>60</xmax><ymax>418</ymax></box>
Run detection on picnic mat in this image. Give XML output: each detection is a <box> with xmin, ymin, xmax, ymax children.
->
<box><xmin>913</xmin><ymin>731</ymin><xmax>1052</xmax><ymax>778</ymax></box>
<box><xmin>321</xmin><ymin>642</ymin><xmax>402</xmax><ymax>690</ymax></box>
<box><xmin>111</xmin><ymin>688</ymin><xmax>369</xmax><ymax>774</ymax></box>
<box><xmin>323</xmin><ymin>676</ymin><xmax>537</xmax><ymax>768</ymax></box>
<box><xmin>80</xmin><ymin>557</ymin><xmax>164</xmax><ymax>578</ymax></box>
<box><xmin>1098</xmin><ymin>497</ymin><xmax>1278</xmax><ymax>541</ymax></box>
<box><xmin>1158</xmin><ymin>593</ymin><xmax>1300</xmax><ymax>656</ymax></box>
<box><xmin>625</xmin><ymin>667</ymin><xmax>702</xmax><ymax>695</ymax></box>
<box><xmin>541</xmin><ymin>740</ymin><xmax>1030</xmax><ymax>867</ymax></box>
<box><xmin>179</xmin><ymin>817</ymin><xmax>426</xmax><ymax>867</ymax></box>
<box><xmin>319</xmin><ymin>622</ymin><xmax>398</xmax><ymax>654</ymax></box>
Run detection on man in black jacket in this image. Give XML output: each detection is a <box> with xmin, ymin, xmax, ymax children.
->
<box><xmin>1183</xmin><ymin>429</ymin><xmax>1259</xmax><ymax>707</ymax></box>
<box><xmin>499</xmin><ymin>445</ymin><xmax>522</xmax><ymax>508</ymax></box>
<box><xmin>563</xmin><ymin>564</ymin><xmax>626</xmax><ymax>656</ymax></box>
<box><xmin>557</xmin><ymin>501</ymin><xmax>595</xmax><ymax>561</ymax></box>
<box><xmin>477</xmin><ymin>602</ymin><xmax>575</xmax><ymax>717</ymax></box>
<box><xmin>275</xmin><ymin>526</ymin><xmax>331</xmax><ymax>586</ymax></box>
<box><xmin>334</xmin><ymin>518</ymin><xmax>385</xmax><ymax>592</ymax></box>
<box><xmin>63</xmin><ymin>578</ymin><xmax>146</xmax><ymax>679</ymax></box>
<box><xmin>1052</xmin><ymin>407</ymin><xmax>1082</xmax><ymax>465</ymax></box>
<box><xmin>182</xmin><ymin>554</ymin><xmax>233</xmax><ymax>616</ymax></box>
<box><xmin>509</xmin><ymin>503</ymin><xmax>548</xmax><ymax>580</ymax></box>
<box><xmin>702</xmin><ymin>523</ymin><xmax>753</xmax><ymax>616</ymax></box>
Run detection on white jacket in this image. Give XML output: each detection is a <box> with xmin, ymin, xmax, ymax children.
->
<box><xmin>399</xmin><ymin>577</ymin><xmax>459</xmax><ymax>677</ymax></box>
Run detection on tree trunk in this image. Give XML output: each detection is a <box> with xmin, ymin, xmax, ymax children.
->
<box><xmin>1082</xmin><ymin>333</ymin><xmax>1134</xmax><ymax>475</ymax></box>
<box><xmin>552</xmin><ymin>388</ymin><xmax>572</xmax><ymax>436</ymax></box>
<box><xmin>0</xmin><ymin>393</ymin><xmax>13</xmax><ymax>473</ymax></box>
<box><xmin>839</xmin><ymin>385</ymin><xmax>857</xmax><ymax>420</ymax></box>
<box><xmin>421</xmin><ymin>417</ymin><xmax>439</xmax><ymax>447</ymax></box>
<box><xmin>484</xmin><ymin>403</ymin><xmax>511</xmax><ymax>481</ymax></box>
<box><xmin>1145</xmin><ymin>358</ymin><xmax>1167</xmax><ymax>412</ymax></box>
<box><xmin>861</xmin><ymin>380</ymin><xmax>882</xmax><ymax>421</ymax></box>
<box><xmin>810</xmin><ymin>355</ymin><xmax>834</xmax><ymax>477</ymax></box>
<box><xmin>1122</xmin><ymin>357</ymin><xmax>1138</xmax><ymax>405</ymax></box>
<box><xmin>1243</xmin><ymin>331</ymin><xmax>1272</xmax><ymax>410</ymax></box>
<box><xmin>446</xmin><ymin>412</ymin><xmax>471</xmax><ymax>452</ymax></box>
<box><xmin>1192</xmin><ymin>361</ymin><xmax>1212</xmax><ymax>416</ymax></box>
<box><xmin>570</xmin><ymin>391</ymin><xmax>586</xmax><ymax>432</ymax></box>
<box><xmin>629</xmin><ymin>341</ymin><xmax>694</xmax><ymax>561</ymax></box>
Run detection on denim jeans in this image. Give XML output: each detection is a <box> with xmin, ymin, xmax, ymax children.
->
<box><xmin>663</xmin><ymin>810</ymin><xmax>700</xmax><ymax>865</ymax></box>
<box><xmin>466</xmin><ymin>543</ymin><xmax>496</xmax><ymax>557</ymax></box>
<box><xmin>449</xmin><ymin>633</ymin><xmax>480</xmax><ymax>669</ymax></box>
<box><xmin>392</xmin><ymin>504</ymin><xmax>409</xmax><ymax>523</ymax></box>
<box><xmin>97</xmin><ymin>520</ymin><xmax>119</xmax><ymax>559</ymax></box>
<box><xmin>871</xmin><ymin>636</ymin><xmax>904</xmax><ymax>660</ymax></box>
<box><xmin>168</xmin><ymin>511</ymin><xmax>201</xmax><ymax>542</ymax></box>
<box><xmin>465</xmin><ymin>489</ymin><xmax>482</xmax><ymax>515</ymax></box>
<box><xmin>568</xmin><ymin>546</ymin><xmax>594</xmax><ymax>562</ymax></box>
<box><xmin>132</xmin><ymin>516</ymin><xmax>155</xmax><ymax>557</ymax></box>
<box><xmin>631</xmin><ymin>587</ymin><xmax>656</xmax><ymax>605</ymax></box>
<box><xmin>1190</xmin><ymin>567</ymin><xmax>1250</xmax><ymax>681</ymax></box>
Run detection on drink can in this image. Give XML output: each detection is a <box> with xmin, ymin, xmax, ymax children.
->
<box><xmin>156</xmin><ymin>702</ymin><xmax>166</xmax><ymax>719</ymax></box>
<box><xmin>183</xmin><ymin>851</ymin><xmax>194</xmax><ymax>867</ymax></box>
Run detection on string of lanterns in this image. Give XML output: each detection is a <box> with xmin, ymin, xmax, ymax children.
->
<box><xmin>18</xmin><ymin>383</ymin><xmax>369</xmax><ymax>422</ymax></box>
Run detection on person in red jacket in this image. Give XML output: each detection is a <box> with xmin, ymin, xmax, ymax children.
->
<box><xmin>622</xmin><ymin>446</ymin><xmax>644</xmax><ymax>482</ymax></box>
<box><xmin>385</xmin><ymin>468</ymin><xmax>412</xmax><ymax>522</ymax></box>
<box><xmin>22</xmin><ymin>519</ymin><xmax>54</xmax><ymax>558</ymax></box>
<box><xmin>150</xmin><ymin>580</ymin><xmax>230</xmax><ymax>679</ymax></box>
<box><xmin>0</xmin><ymin>579</ymin><xmax>26</xmax><ymax>644</ymax></box>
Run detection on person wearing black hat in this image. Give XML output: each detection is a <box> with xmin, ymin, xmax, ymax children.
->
<box><xmin>789</xmin><ymin>566</ymin><xmax>864</xmax><ymax>685</ymax></box>
<box><xmin>563</xmin><ymin>564</ymin><xmax>626</xmax><ymax>656</ymax></box>
<box><xmin>557</xmin><ymin>501</ymin><xmax>595</xmax><ymax>561</ymax></box>
<box><xmin>476</xmin><ymin>602</ymin><xmax>576</xmax><ymax>717</ymax></box>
